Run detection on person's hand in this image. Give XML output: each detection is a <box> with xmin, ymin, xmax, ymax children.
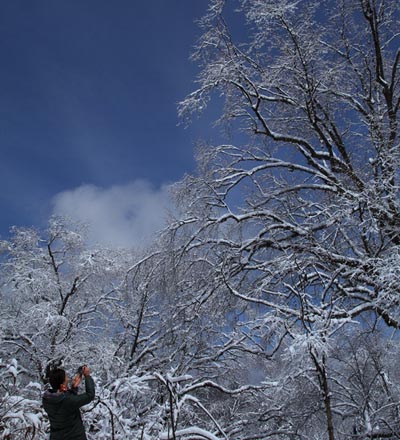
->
<box><xmin>82</xmin><ymin>365</ymin><xmax>91</xmax><ymax>377</ymax></box>
<box><xmin>71</xmin><ymin>373</ymin><xmax>82</xmax><ymax>388</ymax></box>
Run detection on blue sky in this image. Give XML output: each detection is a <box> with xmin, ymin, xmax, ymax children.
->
<box><xmin>0</xmin><ymin>1</ymin><xmax>217</xmax><ymax>246</ymax></box>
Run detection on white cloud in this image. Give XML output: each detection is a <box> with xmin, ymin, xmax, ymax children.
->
<box><xmin>52</xmin><ymin>180</ymin><xmax>174</xmax><ymax>248</ymax></box>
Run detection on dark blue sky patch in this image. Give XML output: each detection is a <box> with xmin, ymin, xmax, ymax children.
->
<box><xmin>0</xmin><ymin>0</ymin><xmax>218</xmax><ymax>238</ymax></box>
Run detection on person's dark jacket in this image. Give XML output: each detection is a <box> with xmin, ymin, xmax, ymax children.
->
<box><xmin>42</xmin><ymin>376</ymin><xmax>95</xmax><ymax>440</ymax></box>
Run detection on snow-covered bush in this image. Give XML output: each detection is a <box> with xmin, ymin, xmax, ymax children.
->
<box><xmin>0</xmin><ymin>359</ymin><xmax>48</xmax><ymax>439</ymax></box>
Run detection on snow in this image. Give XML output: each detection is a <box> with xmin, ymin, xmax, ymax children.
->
<box><xmin>160</xmin><ymin>427</ymin><xmax>221</xmax><ymax>440</ymax></box>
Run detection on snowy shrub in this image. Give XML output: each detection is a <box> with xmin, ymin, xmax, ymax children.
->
<box><xmin>0</xmin><ymin>359</ymin><xmax>48</xmax><ymax>439</ymax></box>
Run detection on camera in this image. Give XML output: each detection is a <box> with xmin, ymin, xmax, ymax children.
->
<box><xmin>77</xmin><ymin>365</ymin><xmax>85</xmax><ymax>377</ymax></box>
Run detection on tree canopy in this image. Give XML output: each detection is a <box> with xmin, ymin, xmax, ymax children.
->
<box><xmin>1</xmin><ymin>1</ymin><xmax>400</xmax><ymax>439</ymax></box>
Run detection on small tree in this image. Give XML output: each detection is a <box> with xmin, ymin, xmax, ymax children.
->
<box><xmin>0</xmin><ymin>217</ymin><xmax>125</xmax><ymax>380</ymax></box>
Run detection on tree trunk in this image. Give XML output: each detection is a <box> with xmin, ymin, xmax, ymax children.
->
<box><xmin>310</xmin><ymin>350</ymin><xmax>335</xmax><ymax>440</ymax></box>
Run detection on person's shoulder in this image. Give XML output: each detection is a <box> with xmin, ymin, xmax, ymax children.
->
<box><xmin>62</xmin><ymin>390</ymin><xmax>79</xmax><ymax>403</ymax></box>
<box><xmin>68</xmin><ymin>387</ymin><xmax>79</xmax><ymax>395</ymax></box>
<box><xmin>42</xmin><ymin>389</ymin><xmax>66</xmax><ymax>404</ymax></box>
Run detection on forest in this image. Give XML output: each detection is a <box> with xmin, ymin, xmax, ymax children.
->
<box><xmin>1</xmin><ymin>0</ymin><xmax>400</xmax><ymax>438</ymax></box>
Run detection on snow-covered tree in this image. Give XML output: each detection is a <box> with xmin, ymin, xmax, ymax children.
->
<box><xmin>0</xmin><ymin>218</ymin><xmax>235</xmax><ymax>439</ymax></box>
<box><xmin>171</xmin><ymin>0</ymin><xmax>400</xmax><ymax>438</ymax></box>
<box><xmin>0</xmin><ymin>217</ymin><xmax>125</xmax><ymax>380</ymax></box>
<box><xmin>2</xmin><ymin>1</ymin><xmax>400</xmax><ymax>438</ymax></box>
<box><xmin>0</xmin><ymin>217</ymin><xmax>140</xmax><ymax>438</ymax></box>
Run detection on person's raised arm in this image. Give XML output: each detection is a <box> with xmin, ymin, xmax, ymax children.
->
<box><xmin>68</xmin><ymin>365</ymin><xmax>95</xmax><ymax>409</ymax></box>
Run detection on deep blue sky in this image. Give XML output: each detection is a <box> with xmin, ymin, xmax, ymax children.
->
<box><xmin>0</xmin><ymin>1</ymin><xmax>216</xmax><ymax>240</ymax></box>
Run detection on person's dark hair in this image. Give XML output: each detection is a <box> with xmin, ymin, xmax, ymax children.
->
<box><xmin>49</xmin><ymin>368</ymin><xmax>66</xmax><ymax>391</ymax></box>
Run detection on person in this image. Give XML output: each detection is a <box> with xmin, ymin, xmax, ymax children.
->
<box><xmin>42</xmin><ymin>365</ymin><xmax>95</xmax><ymax>440</ymax></box>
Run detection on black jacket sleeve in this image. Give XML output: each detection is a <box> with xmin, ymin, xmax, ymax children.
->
<box><xmin>68</xmin><ymin>376</ymin><xmax>95</xmax><ymax>410</ymax></box>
